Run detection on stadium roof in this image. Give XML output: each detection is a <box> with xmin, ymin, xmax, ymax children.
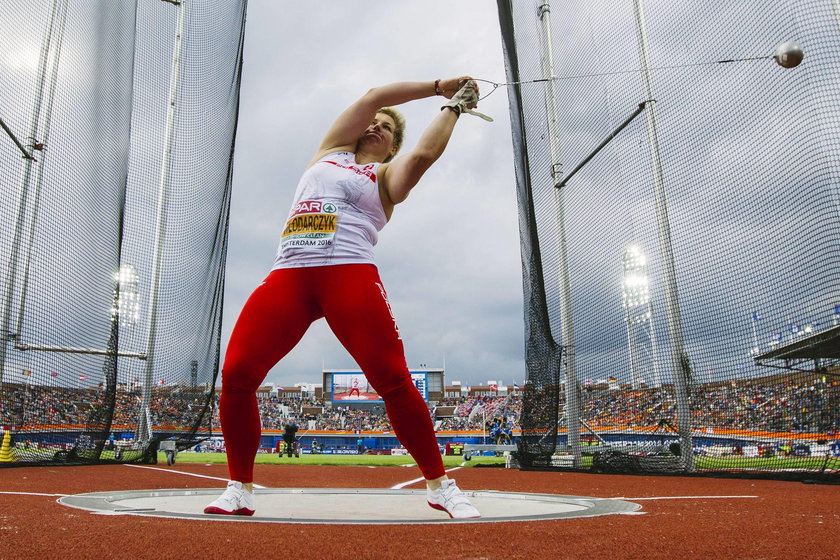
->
<box><xmin>754</xmin><ymin>324</ymin><xmax>840</xmax><ymax>370</ymax></box>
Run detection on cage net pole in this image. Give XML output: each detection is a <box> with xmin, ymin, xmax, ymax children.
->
<box><xmin>136</xmin><ymin>0</ymin><xmax>187</xmax><ymax>446</ymax></box>
<box><xmin>632</xmin><ymin>0</ymin><xmax>695</xmax><ymax>472</ymax></box>
<box><xmin>539</xmin><ymin>1</ymin><xmax>583</xmax><ymax>468</ymax></box>
<box><xmin>0</xmin><ymin>0</ymin><xmax>61</xmax><ymax>393</ymax></box>
<box><xmin>15</xmin><ymin>0</ymin><xmax>68</xmax><ymax>352</ymax></box>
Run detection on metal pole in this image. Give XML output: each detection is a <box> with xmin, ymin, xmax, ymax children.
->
<box><xmin>0</xmin><ymin>0</ymin><xmax>61</xmax><ymax>392</ymax></box>
<box><xmin>648</xmin><ymin>305</ymin><xmax>662</xmax><ymax>387</ymax></box>
<box><xmin>0</xmin><ymin>119</ymin><xmax>36</xmax><ymax>161</ymax></box>
<box><xmin>555</xmin><ymin>102</ymin><xmax>648</xmax><ymax>189</ymax></box>
<box><xmin>136</xmin><ymin>0</ymin><xmax>186</xmax><ymax>444</ymax></box>
<box><xmin>15</xmin><ymin>0</ymin><xmax>69</xmax><ymax>341</ymax></box>
<box><xmin>482</xmin><ymin>409</ymin><xmax>486</xmax><ymax>444</ymax></box>
<box><xmin>632</xmin><ymin>0</ymin><xmax>694</xmax><ymax>471</ymax></box>
<box><xmin>21</xmin><ymin>373</ymin><xmax>32</xmax><ymax>429</ymax></box>
<box><xmin>14</xmin><ymin>342</ymin><xmax>145</xmax><ymax>359</ymax></box>
<box><xmin>625</xmin><ymin>316</ymin><xmax>638</xmax><ymax>388</ymax></box>
<box><xmin>538</xmin><ymin>1</ymin><xmax>582</xmax><ymax>467</ymax></box>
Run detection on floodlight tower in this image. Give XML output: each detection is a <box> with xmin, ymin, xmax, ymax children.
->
<box><xmin>102</xmin><ymin>264</ymin><xmax>139</xmax><ymax>395</ymax></box>
<box><xmin>112</xmin><ymin>264</ymin><xmax>140</xmax><ymax>328</ymax></box>
<box><xmin>621</xmin><ymin>246</ymin><xmax>661</xmax><ymax>388</ymax></box>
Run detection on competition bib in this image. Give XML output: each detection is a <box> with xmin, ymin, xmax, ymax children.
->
<box><xmin>281</xmin><ymin>200</ymin><xmax>338</xmax><ymax>250</ymax></box>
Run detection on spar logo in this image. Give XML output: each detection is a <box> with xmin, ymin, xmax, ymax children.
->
<box><xmin>291</xmin><ymin>200</ymin><xmax>337</xmax><ymax>216</ymax></box>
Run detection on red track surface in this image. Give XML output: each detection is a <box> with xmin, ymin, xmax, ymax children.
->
<box><xmin>1</xmin><ymin>463</ymin><xmax>839</xmax><ymax>559</ymax></box>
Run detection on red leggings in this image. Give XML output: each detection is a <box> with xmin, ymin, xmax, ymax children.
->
<box><xmin>220</xmin><ymin>264</ymin><xmax>445</xmax><ymax>483</ymax></box>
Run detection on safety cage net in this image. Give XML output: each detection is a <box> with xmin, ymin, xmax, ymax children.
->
<box><xmin>0</xmin><ymin>0</ymin><xmax>246</xmax><ymax>465</ymax></box>
<box><xmin>498</xmin><ymin>0</ymin><xmax>840</xmax><ymax>478</ymax></box>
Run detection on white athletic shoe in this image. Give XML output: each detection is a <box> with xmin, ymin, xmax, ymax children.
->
<box><xmin>427</xmin><ymin>479</ymin><xmax>480</xmax><ymax>519</ymax></box>
<box><xmin>203</xmin><ymin>480</ymin><xmax>255</xmax><ymax>516</ymax></box>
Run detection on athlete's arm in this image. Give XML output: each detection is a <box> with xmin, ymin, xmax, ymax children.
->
<box><xmin>378</xmin><ymin>108</ymin><xmax>460</xmax><ymax>207</ymax></box>
<box><xmin>308</xmin><ymin>78</ymin><xmax>469</xmax><ymax>167</ymax></box>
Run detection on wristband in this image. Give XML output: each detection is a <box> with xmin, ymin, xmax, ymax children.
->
<box><xmin>434</xmin><ymin>79</ymin><xmax>442</xmax><ymax>96</ymax></box>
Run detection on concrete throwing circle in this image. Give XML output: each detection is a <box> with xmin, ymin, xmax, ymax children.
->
<box><xmin>58</xmin><ymin>488</ymin><xmax>642</xmax><ymax>524</ymax></box>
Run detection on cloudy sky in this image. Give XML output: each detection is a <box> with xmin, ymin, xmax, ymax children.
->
<box><xmin>4</xmin><ymin>0</ymin><xmax>836</xmax><ymax>393</ymax></box>
<box><xmin>223</xmin><ymin>1</ymin><xmax>524</xmax><ymax>388</ymax></box>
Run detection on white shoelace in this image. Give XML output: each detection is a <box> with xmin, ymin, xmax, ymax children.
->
<box><xmin>439</xmin><ymin>483</ymin><xmax>470</xmax><ymax>507</ymax></box>
<box><xmin>213</xmin><ymin>487</ymin><xmax>243</xmax><ymax>509</ymax></box>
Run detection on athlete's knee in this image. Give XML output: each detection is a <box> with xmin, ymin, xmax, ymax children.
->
<box><xmin>220</xmin><ymin>360</ymin><xmax>265</xmax><ymax>394</ymax></box>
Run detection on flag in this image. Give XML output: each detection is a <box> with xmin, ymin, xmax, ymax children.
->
<box><xmin>49</xmin><ymin>371</ymin><xmax>58</xmax><ymax>377</ymax></box>
<box><xmin>513</xmin><ymin>382</ymin><xmax>520</xmax><ymax>390</ymax></box>
<box><xmin>22</xmin><ymin>370</ymin><xmax>31</xmax><ymax>376</ymax></box>
<box><xmin>608</xmin><ymin>376</ymin><xmax>617</xmax><ymax>384</ymax></box>
<box><xmin>79</xmin><ymin>374</ymin><xmax>88</xmax><ymax>381</ymax></box>
<box><xmin>752</xmin><ymin>311</ymin><xmax>761</xmax><ymax>321</ymax></box>
<box><xmin>159</xmin><ymin>379</ymin><xmax>166</xmax><ymax>385</ymax></box>
<box><xmin>489</xmin><ymin>383</ymin><xmax>498</xmax><ymax>392</ymax></box>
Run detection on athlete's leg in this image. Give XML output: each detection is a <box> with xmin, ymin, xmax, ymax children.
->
<box><xmin>320</xmin><ymin>264</ymin><xmax>446</xmax><ymax>481</ymax></box>
<box><xmin>220</xmin><ymin>268</ymin><xmax>319</xmax><ymax>484</ymax></box>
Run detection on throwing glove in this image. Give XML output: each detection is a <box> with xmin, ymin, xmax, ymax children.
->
<box><xmin>441</xmin><ymin>80</ymin><xmax>493</xmax><ymax>122</ymax></box>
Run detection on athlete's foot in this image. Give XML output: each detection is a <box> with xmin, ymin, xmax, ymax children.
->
<box><xmin>427</xmin><ymin>479</ymin><xmax>480</xmax><ymax>519</ymax></box>
<box><xmin>203</xmin><ymin>480</ymin><xmax>255</xmax><ymax>516</ymax></box>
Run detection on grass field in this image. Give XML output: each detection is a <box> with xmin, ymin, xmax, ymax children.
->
<box><xmin>694</xmin><ymin>455</ymin><xmax>840</xmax><ymax>470</ymax></box>
<box><xmin>159</xmin><ymin>452</ymin><xmax>839</xmax><ymax>472</ymax></box>
<box><xmin>161</xmin><ymin>451</ymin><xmax>507</xmax><ymax>467</ymax></box>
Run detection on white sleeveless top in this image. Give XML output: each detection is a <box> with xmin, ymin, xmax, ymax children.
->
<box><xmin>273</xmin><ymin>151</ymin><xmax>388</xmax><ymax>269</ymax></box>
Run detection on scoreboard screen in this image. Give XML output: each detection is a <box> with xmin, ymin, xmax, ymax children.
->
<box><xmin>331</xmin><ymin>371</ymin><xmax>428</xmax><ymax>402</ymax></box>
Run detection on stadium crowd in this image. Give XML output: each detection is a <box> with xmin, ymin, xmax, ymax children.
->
<box><xmin>221</xmin><ymin>394</ymin><xmax>521</xmax><ymax>433</ymax></box>
<box><xmin>0</xmin><ymin>384</ymin><xmax>209</xmax><ymax>430</ymax></box>
<box><xmin>580</xmin><ymin>380</ymin><xmax>839</xmax><ymax>434</ymax></box>
<box><xmin>1</xmin><ymin>375</ymin><xmax>838</xmax><ymax>436</ymax></box>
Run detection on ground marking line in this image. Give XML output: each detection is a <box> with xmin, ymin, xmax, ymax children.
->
<box><xmin>391</xmin><ymin>466</ymin><xmax>462</xmax><ymax>489</ymax></box>
<box><xmin>618</xmin><ymin>495</ymin><xmax>759</xmax><ymax>501</ymax></box>
<box><xmin>121</xmin><ymin>464</ymin><xmax>266</xmax><ymax>489</ymax></box>
<box><xmin>0</xmin><ymin>491</ymin><xmax>69</xmax><ymax>497</ymax></box>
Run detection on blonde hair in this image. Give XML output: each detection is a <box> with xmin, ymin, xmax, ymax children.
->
<box><xmin>378</xmin><ymin>107</ymin><xmax>405</xmax><ymax>163</ymax></box>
